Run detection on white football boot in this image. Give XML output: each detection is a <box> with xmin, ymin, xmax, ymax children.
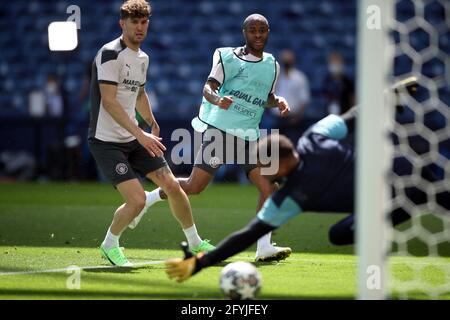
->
<box><xmin>255</xmin><ymin>244</ymin><xmax>292</xmax><ymax>262</ymax></box>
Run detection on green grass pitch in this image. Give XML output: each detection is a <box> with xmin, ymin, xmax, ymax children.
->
<box><xmin>0</xmin><ymin>182</ymin><xmax>448</xmax><ymax>299</ymax></box>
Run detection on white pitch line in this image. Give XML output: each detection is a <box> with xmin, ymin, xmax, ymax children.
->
<box><xmin>0</xmin><ymin>260</ymin><xmax>165</xmax><ymax>277</ymax></box>
<box><xmin>2</xmin><ymin>256</ymin><xmax>448</xmax><ymax>277</ymax></box>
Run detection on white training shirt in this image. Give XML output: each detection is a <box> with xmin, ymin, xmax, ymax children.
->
<box><xmin>208</xmin><ymin>47</ymin><xmax>280</xmax><ymax>94</ymax></box>
<box><xmin>89</xmin><ymin>37</ymin><xmax>148</xmax><ymax>143</ymax></box>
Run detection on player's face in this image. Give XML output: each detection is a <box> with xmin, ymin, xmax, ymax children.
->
<box><xmin>243</xmin><ymin>20</ymin><xmax>269</xmax><ymax>53</ymax></box>
<box><xmin>261</xmin><ymin>153</ymin><xmax>299</xmax><ymax>183</ymax></box>
<box><xmin>121</xmin><ymin>17</ymin><xmax>149</xmax><ymax>45</ymax></box>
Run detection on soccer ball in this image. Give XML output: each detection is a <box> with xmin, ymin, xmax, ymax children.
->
<box><xmin>219</xmin><ymin>261</ymin><xmax>262</xmax><ymax>300</ymax></box>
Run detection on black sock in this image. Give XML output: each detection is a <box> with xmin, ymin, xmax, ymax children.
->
<box><xmin>195</xmin><ymin>218</ymin><xmax>276</xmax><ymax>272</ymax></box>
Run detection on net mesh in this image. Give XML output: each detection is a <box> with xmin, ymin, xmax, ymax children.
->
<box><xmin>387</xmin><ymin>0</ymin><xmax>450</xmax><ymax>299</ymax></box>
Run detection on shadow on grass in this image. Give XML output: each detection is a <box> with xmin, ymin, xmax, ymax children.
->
<box><xmin>83</xmin><ymin>266</ymin><xmax>145</xmax><ymax>274</ymax></box>
<box><xmin>0</xmin><ymin>266</ymin><xmax>217</xmax><ymax>293</ymax></box>
<box><xmin>255</xmin><ymin>261</ymin><xmax>285</xmax><ymax>267</ymax></box>
<box><xmin>1</xmin><ymin>201</ymin><xmax>448</xmax><ymax>257</ymax></box>
<box><xmin>83</xmin><ymin>263</ymin><xmax>167</xmax><ymax>274</ymax></box>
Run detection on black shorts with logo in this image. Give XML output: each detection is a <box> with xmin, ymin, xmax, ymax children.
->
<box><xmin>88</xmin><ymin>138</ymin><xmax>167</xmax><ymax>186</ymax></box>
<box><xmin>194</xmin><ymin>126</ymin><xmax>258</xmax><ymax>176</ymax></box>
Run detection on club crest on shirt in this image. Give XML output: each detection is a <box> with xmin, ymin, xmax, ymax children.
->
<box><xmin>235</xmin><ymin>66</ymin><xmax>247</xmax><ymax>79</ymax></box>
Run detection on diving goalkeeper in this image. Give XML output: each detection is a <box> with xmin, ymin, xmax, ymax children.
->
<box><xmin>166</xmin><ymin>80</ymin><xmax>449</xmax><ymax>282</ymax></box>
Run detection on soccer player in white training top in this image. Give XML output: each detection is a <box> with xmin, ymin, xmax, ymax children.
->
<box><xmin>88</xmin><ymin>0</ymin><xmax>215</xmax><ymax>266</ymax></box>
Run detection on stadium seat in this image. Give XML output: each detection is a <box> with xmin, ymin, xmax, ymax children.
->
<box><xmin>0</xmin><ymin>0</ymin><xmax>358</xmax><ymax>120</ymax></box>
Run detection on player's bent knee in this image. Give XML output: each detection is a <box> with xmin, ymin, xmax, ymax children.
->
<box><xmin>161</xmin><ymin>179</ymin><xmax>182</xmax><ymax>196</ymax></box>
<box><xmin>127</xmin><ymin>194</ymin><xmax>146</xmax><ymax>212</ymax></box>
<box><xmin>179</xmin><ymin>174</ymin><xmax>208</xmax><ymax>195</ymax></box>
<box><xmin>184</xmin><ymin>182</ymin><xmax>207</xmax><ymax>195</ymax></box>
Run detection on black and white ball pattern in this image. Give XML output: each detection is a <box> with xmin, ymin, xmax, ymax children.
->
<box><xmin>220</xmin><ymin>261</ymin><xmax>262</xmax><ymax>300</ymax></box>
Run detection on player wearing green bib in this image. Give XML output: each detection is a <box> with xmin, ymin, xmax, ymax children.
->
<box><xmin>193</xmin><ymin>46</ymin><xmax>277</xmax><ymax>141</ymax></box>
<box><xmin>130</xmin><ymin>14</ymin><xmax>292</xmax><ymax>262</ymax></box>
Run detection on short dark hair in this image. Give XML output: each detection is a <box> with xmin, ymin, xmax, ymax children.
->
<box><xmin>120</xmin><ymin>0</ymin><xmax>152</xmax><ymax>19</ymax></box>
<box><xmin>242</xmin><ymin>14</ymin><xmax>269</xmax><ymax>30</ymax></box>
<box><xmin>256</xmin><ymin>133</ymin><xmax>295</xmax><ymax>165</ymax></box>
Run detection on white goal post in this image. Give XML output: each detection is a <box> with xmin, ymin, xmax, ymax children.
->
<box><xmin>356</xmin><ymin>0</ymin><xmax>394</xmax><ymax>300</ymax></box>
<box><xmin>357</xmin><ymin>0</ymin><xmax>450</xmax><ymax>300</ymax></box>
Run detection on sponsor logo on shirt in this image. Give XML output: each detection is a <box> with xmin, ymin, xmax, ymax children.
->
<box><xmin>232</xmin><ymin>103</ymin><xmax>257</xmax><ymax>118</ymax></box>
<box><xmin>122</xmin><ymin>79</ymin><xmax>141</xmax><ymax>92</ymax></box>
<box><xmin>227</xmin><ymin>90</ymin><xmax>266</xmax><ymax>107</ymax></box>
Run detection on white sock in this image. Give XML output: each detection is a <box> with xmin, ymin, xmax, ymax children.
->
<box><xmin>128</xmin><ymin>189</ymin><xmax>164</xmax><ymax>229</ymax></box>
<box><xmin>183</xmin><ymin>224</ymin><xmax>202</xmax><ymax>248</ymax></box>
<box><xmin>102</xmin><ymin>228</ymin><xmax>120</xmax><ymax>250</ymax></box>
<box><xmin>256</xmin><ymin>232</ymin><xmax>273</xmax><ymax>253</ymax></box>
<box><xmin>146</xmin><ymin>188</ymin><xmax>163</xmax><ymax>206</ymax></box>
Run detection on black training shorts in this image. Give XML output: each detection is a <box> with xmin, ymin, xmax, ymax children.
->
<box><xmin>194</xmin><ymin>126</ymin><xmax>258</xmax><ymax>176</ymax></box>
<box><xmin>88</xmin><ymin>138</ymin><xmax>167</xmax><ymax>186</ymax></box>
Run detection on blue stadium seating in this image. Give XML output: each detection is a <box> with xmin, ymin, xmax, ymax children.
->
<box><xmin>0</xmin><ymin>0</ymin><xmax>360</xmax><ymax>119</ymax></box>
<box><xmin>1</xmin><ymin>0</ymin><xmax>445</xmax><ymax>121</ymax></box>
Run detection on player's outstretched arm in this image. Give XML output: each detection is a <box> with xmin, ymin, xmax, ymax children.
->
<box><xmin>340</xmin><ymin>105</ymin><xmax>359</xmax><ymax>133</ymax></box>
<box><xmin>100</xmin><ymin>83</ymin><xmax>166</xmax><ymax>157</ymax></box>
<box><xmin>266</xmin><ymin>93</ymin><xmax>290</xmax><ymax>117</ymax></box>
<box><xmin>203</xmin><ymin>79</ymin><xmax>233</xmax><ymax>109</ymax></box>
<box><xmin>165</xmin><ymin>218</ymin><xmax>275</xmax><ymax>282</ymax></box>
<box><xmin>339</xmin><ymin>76</ymin><xmax>418</xmax><ymax>133</ymax></box>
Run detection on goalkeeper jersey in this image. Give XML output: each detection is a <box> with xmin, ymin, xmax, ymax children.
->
<box><xmin>277</xmin><ymin>116</ymin><xmax>355</xmax><ymax>212</ymax></box>
<box><xmin>258</xmin><ymin>115</ymin><xmax>355</xmax><ymax>227</ymax></box>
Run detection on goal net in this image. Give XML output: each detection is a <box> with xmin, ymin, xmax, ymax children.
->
<box><xmin>357</xmin><ymin>0</ymin><xmax>450</xmax><ymax>299</ymax></box>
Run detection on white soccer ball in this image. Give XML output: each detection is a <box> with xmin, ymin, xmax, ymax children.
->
<box><xmin>219</xmin><ymin>261</ymin><xmax>262</xmax><ymax>300</ymax></box>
